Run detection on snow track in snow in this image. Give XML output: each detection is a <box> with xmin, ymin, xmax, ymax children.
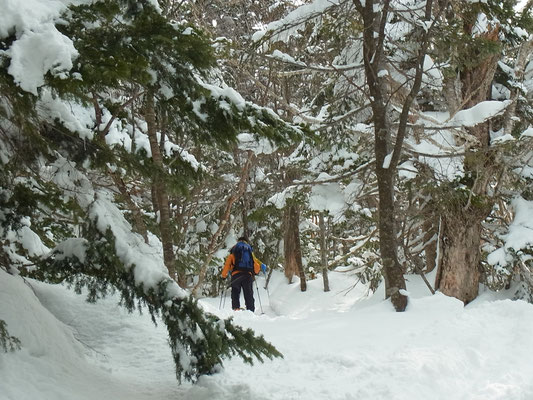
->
<box><xmin>3</xmin><ymin>268</ymin><xmax>533</xmax><ymax>400</ymax></box>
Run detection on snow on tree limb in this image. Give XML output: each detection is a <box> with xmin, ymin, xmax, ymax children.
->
<box><xmin>445</xmin><ymin>100</ymin><xmax>511</xmax><ymax>128</ymax></box>
<box><xmin>252</xmin><ymin>0</ymin><xmax>343</xmax><ymax>43</ymax></box>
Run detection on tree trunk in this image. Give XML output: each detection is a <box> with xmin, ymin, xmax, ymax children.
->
<box><xmin>319</xmin><ymin>213</ymin><xmax>330</xmax><ymax>292</ymax></box>
<box><xmin>354</xmin><ymin>0</ymin><xmax>434</xmax><ymax>311</ymax></box>
<box><xmin>145</xmin><ymin>90</ymin><xmax>176</xmax><ymax>280</ymax></box>
<box><xmin>292</xmin><ymin>205</ymin><xmax>307</xmax><ymax>292</ymax></box>
<box><xmin>422</xmin><ymin>218</ymin><xmax>438</xmax><ymax>273</ymax></box>
<box><xmin>293</xmin><ymin>206</ymin><xmax>307</xmax><ymax>292</ymax></box>
<box><xmin>435</xmin><ymin>217</ymin><xmax>482</xmax><ymax>303</ymax></box>
<box><xmin>283</xmin><ymin>203</ymin><xmax>306</xmax><ymax>291</ymax></box>
<box><xmin>360</xmin><ymin>0</ymin><xmax>407</xmax><ymax>311</ymax></box>
<box><xmin>242</xmin><ymin>193</ymin><xmax>250</xmax><ymax>239</ymax></box>
<box><xmin>283</xmin><ymin>206</ymin><xmax>297</xmax><ymax>284</ymax></box>
<box><xmin>436</xmin><ymin>149</ymin><xmax>494</xmax><ymax>303</ymax></box>
<box><xmin>437</xmin><ymin>23</ymin><xmax>500</xmax><ymax>303</ymax></box>
<box><xmin>376</xmin><ymin>165</ymin><xmax>408</xmax><ymax>310</ymax></box>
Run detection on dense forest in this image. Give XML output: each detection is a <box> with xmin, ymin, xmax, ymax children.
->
<box><xmin>2</xmin><ymin>0</ymin><xmax>533</xmax><ymax>384</ymax></box>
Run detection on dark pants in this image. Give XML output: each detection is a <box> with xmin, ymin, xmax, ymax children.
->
<box><xmin>231</xmin><ymin>272</ymin><xmax>255</xmax><ymax>311</ymax></box>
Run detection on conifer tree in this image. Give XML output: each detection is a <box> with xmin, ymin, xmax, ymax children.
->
<box><xmin>0</xmin><ymin>0</ymin><xmax>292</xmax><ymax>382</ymax></box>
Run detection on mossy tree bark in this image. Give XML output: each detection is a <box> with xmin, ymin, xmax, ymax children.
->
<box><xmin>436</xmin><ymin>23</ymin><xmax>501</xmax><ymax>304</ymax></box>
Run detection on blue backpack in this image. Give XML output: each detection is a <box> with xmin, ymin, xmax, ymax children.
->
<box><xmin>232</xmin><ymin>241</ymin><xmax>254</xmax><ymax>273</ymax></box>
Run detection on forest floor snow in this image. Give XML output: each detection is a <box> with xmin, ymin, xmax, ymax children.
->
<box><xmin>2</xmin><ymin>267</ymin><xmax>533</xmax><ymax>400</ymax></box>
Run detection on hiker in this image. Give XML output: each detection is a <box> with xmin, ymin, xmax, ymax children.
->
<box><xmin>221</xmin><ymin>237</ymin><xmax>267</xmax><ymax>312</ymax></box>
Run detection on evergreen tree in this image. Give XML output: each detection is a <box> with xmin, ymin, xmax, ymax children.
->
<box><xmin>0</xmin><ymin>0</ymin><xmax>294</xmax><ymax>382</ymax></box>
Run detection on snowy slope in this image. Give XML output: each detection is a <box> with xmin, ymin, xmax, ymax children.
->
<box><xmin>2</xmin><ymin>268</ymin><xmax>533</xmax><ymax>400</ymax></box>
<box><xmin>0</xmin><ymin>268</ymin><xmax>181</xmax><ymax>400</ymax></box>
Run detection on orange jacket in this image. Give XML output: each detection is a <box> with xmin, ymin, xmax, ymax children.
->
<box><xmin>221</xmin><ymin>252</ymin><xmax>261</xmax><ymax>278</ymax></box>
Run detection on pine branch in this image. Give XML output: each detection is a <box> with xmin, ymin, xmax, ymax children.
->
<box><xmin>30</xmin><ymin>221</ymin><xmax>282</xmax><ymax>383</ymax></box>
<box><xmin>0</xmin><ymin>320</ymin><xmax>21</xmax><ymax>353</ymax></box>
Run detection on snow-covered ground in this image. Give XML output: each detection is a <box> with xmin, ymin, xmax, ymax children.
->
<box><xmin>2</xmin><ymin>267</ymin><xmax>533</xmax><ymax>400</ymax></box>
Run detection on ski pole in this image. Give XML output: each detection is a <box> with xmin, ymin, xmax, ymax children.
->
<box><xmin>219</xmin><ymin>287</ymin><xmax>224</xmax><ymax>309</ymax></box>
<box><xmin>222</xmin><ymin>287</ymin><xmax>227</xmax><ymax>309</ymax></box>
<box><xmin>219</xmin><ymin>282</ymin><xmax>227</xmax><ymax>310</ymax></box>
<box><xmin>219</xmin><ymin>275</ymin><xmax>231</xmax><ymax>310</ymax></box>
<box><xmin>254</xmin><ymin>277</ymin><xmax>264</xmax><ymax>314</ymax></box>
<box><xmin>263</xmin><ymin>271</ymin><xmax>271</xmax><ymax>303</ymax></box>
<box><xmin>223</xmin><ymin>275</ymin><xmax>232</xmax><ymax>309</ymax></box>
